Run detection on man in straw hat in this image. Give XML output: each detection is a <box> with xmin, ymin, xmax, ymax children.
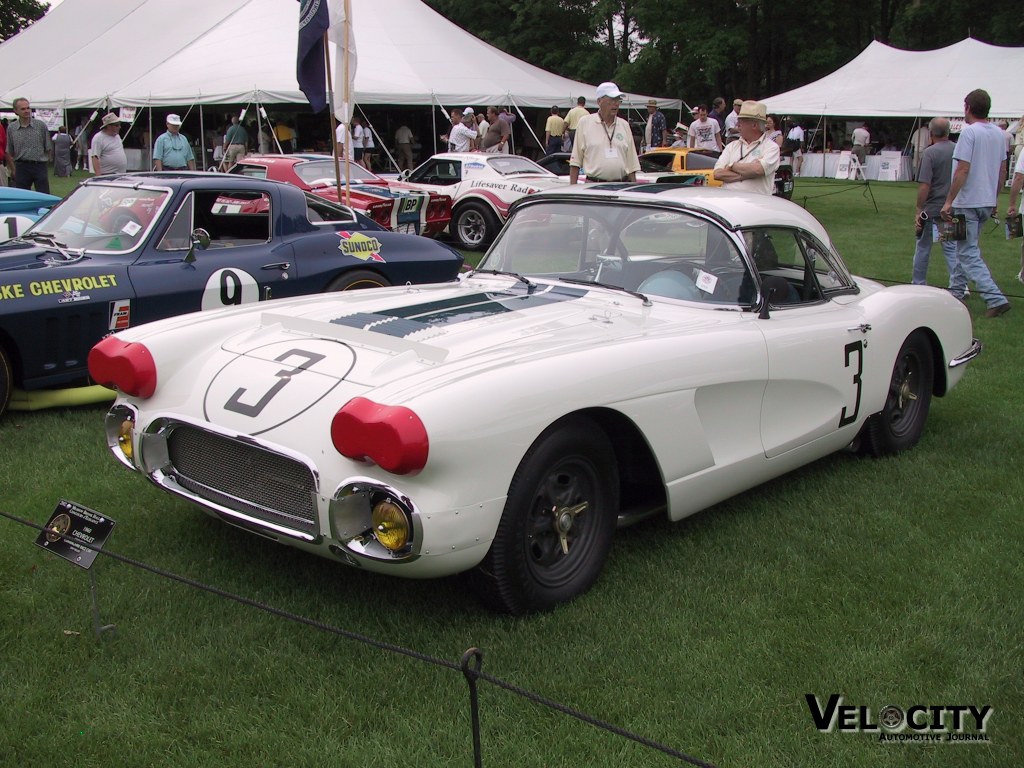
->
<box><xmin>644</xmin><ymin>98</ymin><xmax>667</xmax><ymax>151</ymax></box>
<box><xmin>713</xmin><ymin>100</ymin><xmax>780</xmax><ymax>195</ymax></box>
<box><xmin>91</xmin><ymin>112</ymin><xmax>128</xmax><ymax>175</ymax></box>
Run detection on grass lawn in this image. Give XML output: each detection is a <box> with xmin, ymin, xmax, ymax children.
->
<box><xmin>1</xmin><ymin>174</ymin><xmax>1021</xmax><ymax>767</ymax></box>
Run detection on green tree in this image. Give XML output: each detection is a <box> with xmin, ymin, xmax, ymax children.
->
<box><xmin>0</xmin><ymin>0</ymin><xmax>48</xmax><ymax>42</ymax></box>
<box><xmin>426</xmin><ymin>0</ymin><xmax>1024</xmax><ymax>104</ymax></box>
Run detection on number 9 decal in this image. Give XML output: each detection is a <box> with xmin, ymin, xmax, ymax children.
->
<box><xmin>201</xmin><ymin>268</ymin><xmax>259</xmax><ymax>310</ymax></box>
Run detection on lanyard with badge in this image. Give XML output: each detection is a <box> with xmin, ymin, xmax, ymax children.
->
<box><xmin>602</xmin><ymin>120</ymin><xmax>618</xmax><ymax>158</ymax></box>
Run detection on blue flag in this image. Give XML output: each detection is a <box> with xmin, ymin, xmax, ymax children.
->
<box><xmin>297</xmin><ymin>0</ymin><xmax>330</xmax><ymax>112</ymax></box>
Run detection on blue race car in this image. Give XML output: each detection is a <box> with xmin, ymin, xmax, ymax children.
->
<box><xmin>0</xmin><ymin>187</ymin><xmax>61</xmax><ymax>243</ymax></box>
<box><xmin>0</xmin><ymin>172</ymin><xmax>463</xmax><ymax>415</ymax></box>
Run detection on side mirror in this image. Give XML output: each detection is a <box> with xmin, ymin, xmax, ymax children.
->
<box><xmin>184</xmin><ymin>227</ymin><xmax>211</xmax><ymax>264</ymax></box>
<box><xmin>398</xmin><ymin>169</ymin><xmax>411</xmax><ymax>181</ymax></box>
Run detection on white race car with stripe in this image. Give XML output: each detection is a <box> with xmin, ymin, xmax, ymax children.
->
<box><xmin>91</xmin><ymin>185</ymin><xmax>980</xmax><ymax>614</ymax></box>
<box><xmin>398</xmin><ymin>152</ymin><xmax>567</xmax><ymax>249</ymax></box>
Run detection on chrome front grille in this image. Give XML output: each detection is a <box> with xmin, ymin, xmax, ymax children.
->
<box><xmin>164</xmin><ymin>425</ymin><xmax>318</xmax><ymax>536</ymax></box>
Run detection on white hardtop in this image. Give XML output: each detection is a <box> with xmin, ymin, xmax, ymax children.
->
<box><xmin>526</xmin><ymin>185</ymin><xmax>834</xmax><ymax>245</ymax></box>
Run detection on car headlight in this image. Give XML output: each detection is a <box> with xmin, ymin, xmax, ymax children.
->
<box><xmin>104</xmin><ymin>405</ymin><xmax>138</xmax><ymax>468</ymax></box>
<box><xmin>372</xmin><ymin>498</ymin><xmax>410</xmax><ymax>552</ymax></box>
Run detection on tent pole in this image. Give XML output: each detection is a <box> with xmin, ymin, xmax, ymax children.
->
<box><xmin>431</xmin><ymin>95</ymin><xmax>438</xmax><ymax>156</ymax></box>
<box><xmin>148</xmin><ymin>105</ymin><xmax>154</xmax><ymax>171</ymax></box>
<box><xmin>199</xmin><ymin>105</ymin><xmax>206</xmax><ymax>171</ymax></box>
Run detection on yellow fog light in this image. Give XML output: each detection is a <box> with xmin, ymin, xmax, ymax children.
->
<box><xmin>117</xmin><ymin>418</ymin><xmax>135</xmax><ymax>460</ymax></box>
<box><xmin>371</xmin><ymin>499</ymin><xmax>410</xmax><ymax>552</ymax></box>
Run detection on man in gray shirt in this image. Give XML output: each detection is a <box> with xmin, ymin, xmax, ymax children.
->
<box><xmin>912</xmin><ymin>118</ymin><xmax>958</xmax><ymax>287</ymax></box>
<box><xmin>940</xmin><ymin>88</ymin><xmax>1009</xmax><ymax>317</ymax></box>
<box><xmin>91</xmin><ymin>112</ymin><xmax>128</xmax><ymax>175</ymax></box>
<box><xmin>5</xmin><ymin>97</ymin><xmax>52</xmax><ymax>193</ymax></box>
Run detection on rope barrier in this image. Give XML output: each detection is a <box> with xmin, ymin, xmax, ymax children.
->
<box><xmin>0</xmin><ymin>507</ymin><xmax>716</xmax><ymax>767</ymax></box>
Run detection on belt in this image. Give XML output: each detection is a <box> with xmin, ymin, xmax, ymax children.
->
<box><xmin>18</xmin><ymin>159</ymin><xmax>47</xmax><ymax>164</ymax></box>
<box><xmin>587</xmin><ymin>176</ymin><xmax>623</xmax><ymax>183</ymax></box>
<box><xmin>165</xmin><ymin>166</ymin><xmax>187</xmax><ymax>170</ymax></box>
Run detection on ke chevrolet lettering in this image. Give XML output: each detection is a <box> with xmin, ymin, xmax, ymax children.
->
<box><xmin>0</xmin><ymin>173</ymin><xmax>463</xmax><ymax>416</ymax></box>
<box><xmin>92</xmin><ymin>185</ymin><xmax>980</xmax><ymax>614</ymax></box>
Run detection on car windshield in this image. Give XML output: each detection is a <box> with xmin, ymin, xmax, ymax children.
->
<box><xmin>480</xmin><ymin>200</ymin><xmax>757</xmax><ymax>305</ymax></box>
<box><xmin>296</xmin><ymin>160</ymin><xmax>378</xmax><ymax>185</ymax></box>
<box><xmin>486</xmin><ymin>155</ymin><xmax>554</xmax><ymax>177</ymax></box>
<box><xmin>26</xmin><ymin>183</ymin><xmax>169</xmax><ymax>253</ymax></box>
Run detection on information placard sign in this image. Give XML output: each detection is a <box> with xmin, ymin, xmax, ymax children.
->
<box><xmin>35</xmin><ymin>500</ymin><xmax>115</xmax><ymax>570</ymax></box>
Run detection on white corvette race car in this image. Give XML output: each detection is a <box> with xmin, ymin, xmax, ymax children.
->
<box><xmin>91</xmin><ymin>186</ymin><xmax>980</xmax><ymax>614</ymax></box>
<box><xmin>397</xmin><ymin>152</ymin><xmax>566</xmax><ymax>249</ymax></box>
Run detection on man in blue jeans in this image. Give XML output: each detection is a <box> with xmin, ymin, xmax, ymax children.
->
<box><xmin>913</xmin><ymin>118</ymin><xmax>959</xmax><ymax>287</ymax></box>
<box><xmin>940</xmin><ymin>88</ymin><xmax>1009</xmax><ymax>318</ymax></box>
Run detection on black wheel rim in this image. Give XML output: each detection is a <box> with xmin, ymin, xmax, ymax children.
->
<box><xmin>523</xmin><ymin>456</ymin><xmax>603</xmax><ymax>589</ymax></box>
<box><xmin>885</xmin><ymin>349</ymin><xmax>923</xmax><ymax>438</ymax></box>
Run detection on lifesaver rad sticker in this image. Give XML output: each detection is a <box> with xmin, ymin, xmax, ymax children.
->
<box><xmin>337</xmin><ymin>231</ymin><xmax>385</xmax><ymax>263</ymax></box>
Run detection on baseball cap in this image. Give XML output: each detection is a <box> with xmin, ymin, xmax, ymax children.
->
<box><xmin>462</xmin><ymin>107</ymin><xmax>475</xmax><ymax>116</ymax></box>
<box><xmin>596</xmin><ymin>82</ymin><xmax>623</xmax><ymax>100</ymax></box>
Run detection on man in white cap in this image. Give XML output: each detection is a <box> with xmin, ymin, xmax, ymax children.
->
<box><xmin>569</xmin><ymin>81</ymin><xmax>640</xmax><ymax>184</ymax></box>
<box><xmin>153</xmin><ymin>113</ymin><xmax>196</xmax><ymax>171</ymax></box>
<box><xmin>712</xmin><ymin>100</ymin><xmax>780</xmax><ymax>195</ymax></box>
<box><xmin>90</xmin><ymin>112</ymin><xmax>128</xmax><ymax>175</ymax></box>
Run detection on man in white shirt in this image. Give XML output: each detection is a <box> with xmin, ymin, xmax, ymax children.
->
<box><xmin>851</xmin><ymin>122</ymin><xmax>870</xmax><ymax>166</ymax></box>
<box><xmin>712</xmin><ymin>101</ymin><xmax>780</xmax><ymax>195</ymax></box>
<box><xmin>688</xmin><ymin>105</ymin><xmax>722</xmax><ymax>151</ymax></box>
<box><xmin>723</xmin><ymin>99</ymin><xmax>742</xmax><ymax>143</ymax></box>
<box><xmin>448</xmin><ymin>108</ymin><xmax>479</xmax><ymax>153</ymax></box>
<box><xmin>569</xmin><ymin>81</ymin><xmax>640</xmax><ymax>184</ymax></box>
<box><xmin>785</xmin><ymin>121</ymin><xmax>805</xmax><ymax>176</ymax></box>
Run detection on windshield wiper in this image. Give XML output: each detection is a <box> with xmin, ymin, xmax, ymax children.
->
<box><xmin>559</xmin><ymin>277</ymin><xmax>651</xmax><ymax>306</ymax></box>
<box><xmin>29</xmin><ymin>233</ymin><xmax>69</xmax><ymax>248</ymax></box>
<box><xmin>29</xmin><ymin>233</ymin><xmax>83</xmax><ymax>262</ymax></box>
<box><xmin>469</xmin><ymin>268</ymin><xmax>536</xmax><ymax>290</ymax></box>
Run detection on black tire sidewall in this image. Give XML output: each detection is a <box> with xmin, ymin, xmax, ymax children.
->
<box><xmin>0</xmin><ymin>348</ymin><xmax>11</xmax><ymax>417</ymax></box>
<box><xmin>454</xmin><ymin>202</ymin><xmax>497</xmax><ymax>250</ymax></box>
<box><xmin>476</xmin><ymin>417</ymin><xmax>619</xmax><ymax>614</ymax></box>
<box><xmin>325</xmin><ymin>269</ymin><xmax>390</xmax><ymax>291</ymax></box>
<box><xmin>865</xmin><ymin>332</ymin><xmax>933</xmax><ymax>455</ymax></box>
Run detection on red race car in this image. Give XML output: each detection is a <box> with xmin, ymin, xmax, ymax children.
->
<box><xmin>226</xmin><ymin>155</ymin><xmax>451</xmax><ymax>237</ymax></box>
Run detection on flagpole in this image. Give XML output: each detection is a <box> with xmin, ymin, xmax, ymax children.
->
<box><xmin>342</xmin><ymin>0</ymin><xmax>352</xmax><ymax>206</ymax></box>
<box><xmin>324</xmin><ymin>31</ymin><xmax>347</xmax><ymax>207</ymax></box>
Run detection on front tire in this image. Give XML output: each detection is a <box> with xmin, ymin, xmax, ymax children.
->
<box><xmin>325</xmin><ymin>269</ymin><xmax>391</xmax><ymax>291</ymax></box>
<box><xmin>453</xmin><ymin>201</ymin><xmax>499</xmax><ymax>250</ymax></box>
<box><xmin>472</xmin><ymin>417</ymin><xmax>619</xmax><ymax>614</ymax></box>
<box><xmin>861</xmin><ymin>331</ymin><xmax>933</xmax><ymax>456</ymax></box>
<box><xmin>0</xmin><ymin>348</ymin><xmax>11</xmax><ymax>417</ymax></box>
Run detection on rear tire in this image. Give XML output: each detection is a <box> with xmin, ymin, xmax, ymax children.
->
<box><xmin>860</xmin><ymin>331</ymin><xmax>933</xmax><ymax>456</ymax></box>
<box><xmin>453</xmin><ymin>202</ymin><xmax>499</xmax><ymax>251</ymax></box>
<box><xmin>0</xmin><ymin>348</ymin><xmax>11</xmax><ymax>417</ymax></box>
<box><xmin>325</xmin><ymin>269</ymin><xmax>391</xmax><ymax>291</ymax></box>
<box><xmin>472</xmin><ymin>417</ymin><xmax>619</xmax><ymax>614</ymax></box>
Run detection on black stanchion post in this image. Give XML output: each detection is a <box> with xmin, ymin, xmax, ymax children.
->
<box><xmin>88</xmin><ymin>568</ymin><xmax>117</xmax><ymax>641</ymax></box>
<box><xmin>461</xmin><ymin>647</ymin><xmax>485</xmax><ymax>768</ymax></box>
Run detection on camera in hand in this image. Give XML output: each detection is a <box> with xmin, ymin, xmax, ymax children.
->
<box><xmin>937</xmin><ymin>214</ymin><xmax>966</xmax><ymax>242</ymax></box>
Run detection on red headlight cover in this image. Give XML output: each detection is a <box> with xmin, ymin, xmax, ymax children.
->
<box><xmin>331</xmin><ymin>397</ymin><xmax>428</xmax><ymax>475</ymax></box>
<box><xmin>88</xmin><ymin>336</ymin><xmax>157</xmax><ymax>398</ymax></box>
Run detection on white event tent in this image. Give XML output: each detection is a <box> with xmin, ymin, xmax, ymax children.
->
<box><xmin>0</xmin><ymin>0</ymin><xmax>679</xmax><ymax>112</ymax></box>
<box><xmin>761</xmin><ymin>38</ymin><xmax>1024</xmax><ymax>118</ymax></box>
